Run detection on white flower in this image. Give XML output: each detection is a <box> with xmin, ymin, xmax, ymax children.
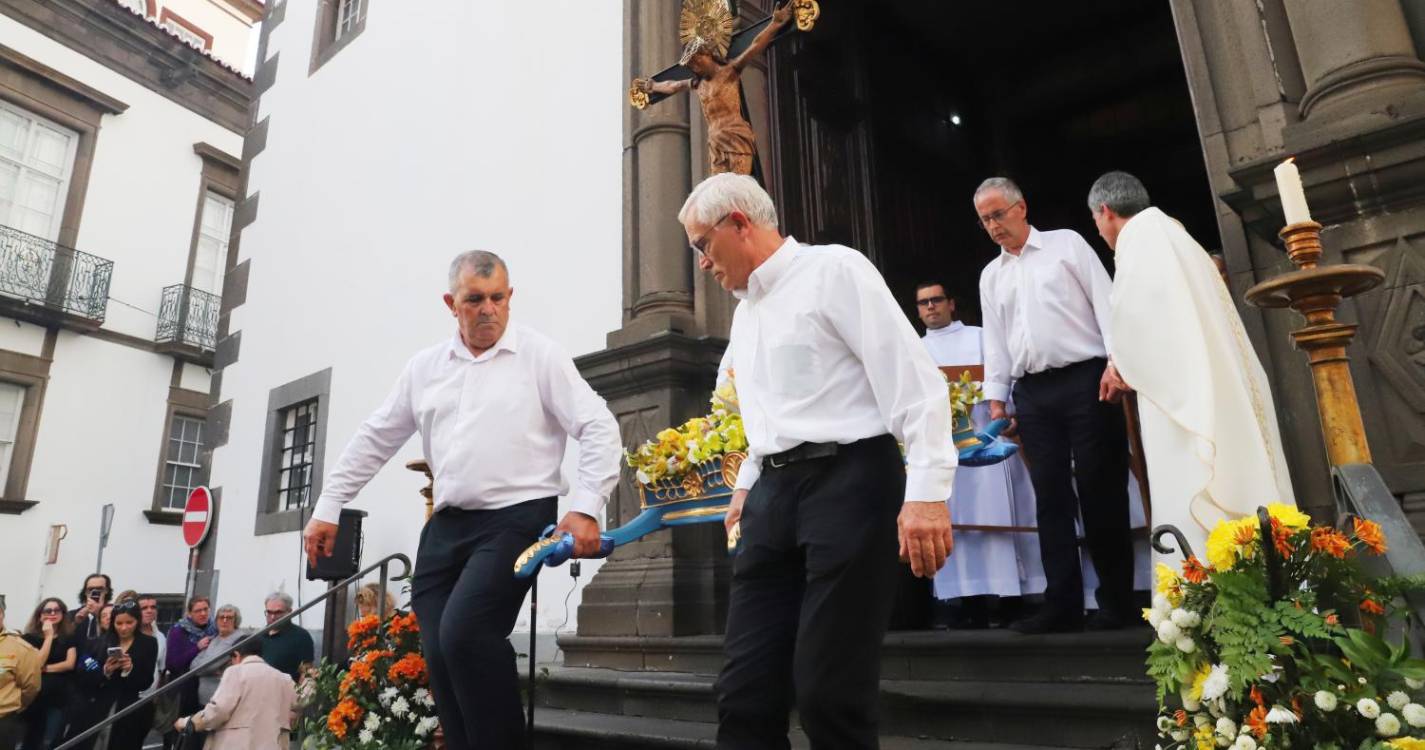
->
<box><xmin>1357</xmin><ymin>698</ymin><xmax>1382</xmax><ymax>718</ymax></box>
<box><xmin>1376</xmin><ymin>712</ymin><xmax>1402</xmax><ymax>737</ymax></box>
<box><xmin>1265</xmin><ymin>706</ymin><xmax>1297</xmax><ymax>724</ymax></box>
<box><xmin>1214</xmin><ymin>717</ymin><xmax>1236</xmax><ymax>741</ymax></box>
<box><xmin>1194</xmin><ymin>713</ymin><xmax>1212</xmax><ymax>728</ymax></box>
<box><xmin>1181</xmin><ymin>691</ymin><xmax>1202</xmax><ymax>712</ymax></box>
<box><xmin>1170</xmin><ymin>608</ymin><xmax>1200</xmax><ymax>629</ymax></box>
<box><xmin>379</xmin><ymin>687</ymin><xmax>398</xmax><ymax>706</ymax></box>
<box><xmin>635</xmin><ymin>470</ymin><xmax>651</xmax><ymax>485</ymax></box>
<box><xmin>1360</xmin><ymin>677</ymin><xmax>1370</xmax><ymax>685</ymax></box>
<box><xmin>363</xmin><ymin>712</ymin><xmax>381</xmax><ymax>731</ymax></box>
<box><xmin>358</xmin><ymin>729</ymin><xmax>374</xmax><ymax>744</ymax></box>
<box><xmin>1175</xmin><ymin>636</ymin><xmax>1197</xmax><ymax>654</ymax></box>
<box><xmin>415</xmin><ymin>716</ymin><xmax>440</xmax><ymax>738</ymax></box>
<box><xmin>391</xmin><ymin>696</ymin><xmax>411</xmax><ymax>718</ymax></box>
<box><xmin>1201</xmin><ymin>665</ymin><xmax>1230</xmax><ymax>701</ymax></box>
<box><xmin>1157</xmin><ymin>620</ymin><xmax>1181</xmax><ymax>644</ymax></box>
<box><xmin>1314</xmin><ymin>690</ymin><xmax>1338</xmax><ymax>711</ymax></box>
<box><xmin>1408</xmin><ymin>677</ymin><xmax>1425</xmax><ymax>691</ymax></box>
<box><xmin>1152</xmin><ymin>593</ymin><xmax>1170</xmax><ymax>613</ymax></box>
<box><xmin>1389</xmin><ymin>691</ymin><xmax>1411</xmax><ymax>710</ymax></box>
<box><xmin>1405</xmin><ymin>703</ymin><xmax>1425</xmax><ymax>728</ymax></box>
<box><xmin>1232</xmin><ymin>735</ymin><xmax>1257</xmax><ymax>750</ymax></box>
<box><xmin>414</xmin><ymin>687</ymin><xmax>432</xmax><ymax>705</ymax></box>
<box><xmin>1157</xmin><ymin>715</ymin><xmax>1174</xmax><ymax>733</ymax></box>
<box><xmin>1147</xmin><ymin>608</ymin><xmax>1167</xmax><ymax>628</ymax></box>
<box><xmin>1171</xmin><ymin>730</ymin><xmax>1188</xmax><ymax>742</ymax></box>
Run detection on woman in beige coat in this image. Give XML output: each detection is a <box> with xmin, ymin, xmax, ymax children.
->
<box><xmin>175</xmin><ymin>639</ymin><xmax>295</xmax><ymax>750</ymax></box>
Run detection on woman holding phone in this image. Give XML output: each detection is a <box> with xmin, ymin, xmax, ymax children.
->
<box><xmin>66</xmin><ymin>600</ymin><xmax>156</xmax><ymax>750</ymax></box>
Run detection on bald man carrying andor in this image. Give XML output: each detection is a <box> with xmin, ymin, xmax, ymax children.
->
<box><xmin>1088</xmin><ymin>171</ymin><xmax>1296</xmax><ymax>562</ymax></box>
<box><xmin>303</xmin><ymin>251</ymin><xmax>622</xmax><ymax>750</ymax></box>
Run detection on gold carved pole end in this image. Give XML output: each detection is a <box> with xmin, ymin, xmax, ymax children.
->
<box><xmin>629</xmin><ymin>81</ymin><xmax>650</xmax><ymax>110</ymax></box>
<box><xmin>791</xmin><ymin>0</ymin><xmax>820</xmax><ymax>31</ymax></box>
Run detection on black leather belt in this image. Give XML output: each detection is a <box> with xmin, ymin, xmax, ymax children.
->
<box><xmin>763</xmin><ymin>441</ymin><xmax>839</xmax><ymax>469</ymax></box>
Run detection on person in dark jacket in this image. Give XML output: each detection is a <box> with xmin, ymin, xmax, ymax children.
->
<box><xmin>20</xmin><ymin>597</ymin><xmax>78</xmax><ymax>749</ymax></box>
<box><xmin>164</xmin><ymin>597</ymin><xmax>214</xmax><ymax>719</ymax></box>
<box><xmin>66</xmin><ymin>600</ymin><xmax>156</xmax><ymax>750</ymax></box>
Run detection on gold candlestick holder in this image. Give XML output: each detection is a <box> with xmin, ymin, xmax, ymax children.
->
<box><xmin>1245</xmin><ymin>221</ymin><xmax>1385</xmax><ymax>466</ymax></box>
<box><xmin>406</xmin><ymin>459</ymin><xmax>434</xmax><ymax>520</ymax></box>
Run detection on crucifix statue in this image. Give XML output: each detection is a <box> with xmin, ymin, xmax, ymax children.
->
<box><xmin>631</xmin><ymin>0</ymin><xmax>820</xmax><ymax>176</ymax></box>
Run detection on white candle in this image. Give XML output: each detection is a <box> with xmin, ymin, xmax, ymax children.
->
<box><xmin>1274</xmin><ymin>157</ymin><xmax>1312</xmax><ymax>225</ymax></box>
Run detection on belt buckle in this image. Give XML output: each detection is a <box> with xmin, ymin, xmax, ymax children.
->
<box><xmin>768</xmin><ymin>453</ymin><xmax>789</xmax><ymax>469</ymax></box>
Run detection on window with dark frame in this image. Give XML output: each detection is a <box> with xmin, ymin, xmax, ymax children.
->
<box><xmin>160</xmin><ymin>414</ymin><xmax>204</xmax><ymax>510</ymax></box>
<box><xmin>336</xmin><ymin>0</ymin><xmax>363</xmax><ymax>40</ymax></box>
<box><xmin>276</xmin><ymin>398</ymin><xmax>319</xmax><ymax>511</ymax></box>
<box><xmin>310</xmin><ymin>0</ymin><xmax>369</xmax><ymax>74</ymax></box>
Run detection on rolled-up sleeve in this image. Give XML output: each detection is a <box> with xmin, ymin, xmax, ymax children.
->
<box><xmin>979</xmin><ymin>265</ymin><xmax>1013</xmax><ymax>404</ymax></box>
<box><xmin>539</xmin><ymin>348</ymin><xmax>622</xmax><ymax>520</ymax></box>
<box><xmin>311</xmin><ymin>364</ymin><xmax>418</xmax><ymax>525</ymax></box>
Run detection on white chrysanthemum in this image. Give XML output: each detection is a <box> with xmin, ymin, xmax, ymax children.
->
<box><xmin>1157</xmin><ymin>620</ymin><xmax>1181</xmax><ymax>644</ymax></box>
<box><xmin>1170</xmin><ymin>609</ymin><xmax>1200</xmax><ymax>629</ymax></box>
<box><xmin>1404</xmin><ymin>703</ymin><xmax>1425</xmax><ymax>728</ymax></box>
<box><xmin>1152</xmin><ymin>593</ymin><xmax>1170</xmax><ymax>613</ymax></box>
<box><xmin>1389</xmin><ymin>691</ymin><xmax>1411</xmax><ymax>710</ymax></box>
<box><xmin>1157</xmin><ymin>715</ymin><xmax>1174</xmax><ymax>733</ymax></box>
<box><xmin>1408</xmin><ymin>677</ymin><xmax>1425</xmax><ymax>691</ymax></box>
<box><xmin>1314</xmin><ymin>690</ymin><xmax>1338</xmax><ymax>711</ymax></box>
<box><xmin>1171</xmin><ymin>730</ymin><xmax>1188</xmax><ymax>742</ymax></box>
<box><xmin>1265</xmin><ymin>706</ymin><xmax>1297</xmax><ymax>724</ymax></box>
<box><xmin>415</xmin><ymin>716</ymin><xmax>439</xmax><ymax>738</ymax></box>
<box><xmin>379</xmin><ymin>687</ymin><xmax>398</xmax><ymax>706</ymax></box>
<box><xmin>358</xmin><ymin>729</ymin><xmax>374</xmax><ymax>744</ymax></box>
<box><xmin>363</xmin><ymin>712</ymin><xmax>381</xmax><ymax>731</ymax></box>
<box><xmin>1181</xmin><ymin>692</ymin><xmax>1202</xmax><ymax>712</ymax></box>
<box><xmin>1357</xmin><ymin>698</ymin><xmax>1382</xmax><ymax>718</ymax></box>
<box><xmin>1232</xmin><ymin>735</ymin><xmax>1257</xmax><ymax>750</ymax></box>
<box><xmin>391</xmin><ymin>696</ymin><xmax>410</xmax><ymax>718</ymax></box>
<box><xmin>1376</xmin><ymin>712</ymin><xmax>1402</xmax><ymax>737</ymax></box>
<box><xmin>1176</xmin><ymin>637</ymin><xmax>1197</xmax><ymax>654</ymax></box>
<box><xmin>1147</xmin><ymin>608</ymin><xmax>1167</xmax><ymax>628</ymax></box>
<box><xmin>1193</xmin><ymin>714</ymin><xmax>1211</xmax><ymax>728</ymax></box>
<box><xmin>1201</xmin><ymin>665</ymin><xmax>1230</xmax><ymax>701</ymax></box>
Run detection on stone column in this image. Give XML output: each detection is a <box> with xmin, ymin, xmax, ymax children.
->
<box><xmin>1283</xmin><ymin>0</ymin><xmax>1425</xmax><ymax>120</ymax></box>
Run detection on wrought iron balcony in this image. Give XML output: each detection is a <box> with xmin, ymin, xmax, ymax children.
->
<box><xmin>0</xmin><ymin>223</ymin><xmax>113</xmax><ymax>324</ymax></box>
<box><xmin>156</xmin><ymin>284</ymin><xmax>220</xmax><ymax>355</ymax></box>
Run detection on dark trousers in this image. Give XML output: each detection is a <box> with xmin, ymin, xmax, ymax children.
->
<box><xmin>411</xmin><ymin>498</ymin><xmax>556</xmax><ymax>750</ymax></box>
<box><xmin>0</xmin><ymin>713</ymin><xmax>20</xmax><ymax>750</ymax></box>
<box><xmin>717</xmin><ymin>434</ymin><xmax>903</xmax><ymax>750</ymax></box>
<box><xmin>1013</xmin><ymin>357</ymin><xmax>1133</xmax><ymax>617</ymax></box>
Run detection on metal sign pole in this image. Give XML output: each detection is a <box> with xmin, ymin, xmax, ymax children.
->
<box><xmin>95</xmin><ymin>504</ymin><xmax>114</xmax><ymax>572</ymax></box>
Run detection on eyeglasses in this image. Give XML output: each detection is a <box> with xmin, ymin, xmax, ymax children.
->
<box><xmin>977</xmin><ymin>201</ymin><xmax>1022</xmax><ymax>228</ymax></box>
<box><xmin>265</xmin><ymin>609</ymin><xmax>288</xmax><ymax>618</ymax></box>
<box><xmin>916</xmin><ymin>295</ymin><xmax>948</xmax><ymax>308</ymax></box>
<box><xmin>41</xmin><ymin>607</ymin><xmax>64</xmax><ymax>615</ymax></box>
<box><xmin>217</xmin><ymin>614</ymin><xmax>236</xmax><ymax>621</ymax></box>
<box><xmin>689</xmin><ymin>214</ymin><xmax>733</xmax><ymax>259</ymax></box>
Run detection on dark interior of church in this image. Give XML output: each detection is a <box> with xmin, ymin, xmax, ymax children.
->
<box><xmin>767</xmin><ymin>0</ymin><xmax>1219</xmax><ymax>329</ymax></box>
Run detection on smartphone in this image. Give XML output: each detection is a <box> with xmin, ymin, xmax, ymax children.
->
<box><xmin>106</xmin><ymin>647</ymin><xmax>124</xmax><ymax>660</ymax></box>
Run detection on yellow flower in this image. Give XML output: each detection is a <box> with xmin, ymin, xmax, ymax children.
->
<box><xmin>1155</xmin><ymin>563</ymin><xmax>1184</xmax><ymax>606</ymax></box>
<box><xmin>1387</xmin><ymin>739</ymin><xmax>1425</xmax><ymax>750</ymax></box>
<box><xmin>1266</xmin><ymin>502</ymin><xmax>1310</xmax><ymax>530</ymax></box>
<box><xmin>1193</xmin><ymin>723</ymin><xmax>1215</xmax><ymax>750</ymax></box>
<box><xmin>1189</xmin><ymin>662</ymin><xmax>1212</xmax><ymax>701</ymax></box>
<box><xmin>1206</xmin><ymin>517</ymin><xmax>1259</xmax><ymax>571</ymax></box>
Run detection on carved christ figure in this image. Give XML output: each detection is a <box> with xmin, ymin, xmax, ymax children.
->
<box><xmin>635</xmin><ymin>3</ymin><xmax>793</xmax><ymax>176</ymax></box>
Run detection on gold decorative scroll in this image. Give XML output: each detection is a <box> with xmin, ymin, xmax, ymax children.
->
<box><xmin>791</xmin><ymin>0</ymin><xmax>820</xmax><ymax>31</ymax></box>
<box><xmin>628</xmin><ymin>84</ymin><xmax>650</xmax><ymax>110</ymax></box>
<box><xmin>679</xmin><ymin>0</ymin><xmax>736</xmax><ymax>59</ymax></box>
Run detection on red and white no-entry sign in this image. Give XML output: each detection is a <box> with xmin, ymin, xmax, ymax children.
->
<box><xmin>182</xmin><ymin>487</ymin><xmax>213</xmax><ymax>548</ymax></box>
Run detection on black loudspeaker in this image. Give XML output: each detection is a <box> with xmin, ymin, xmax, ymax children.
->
<box><xmin>306</xmin><ymin>508</ymin><xmax>366</xmax><ymax>581</ymax></box>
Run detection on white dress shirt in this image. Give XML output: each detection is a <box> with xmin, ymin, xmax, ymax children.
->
<box><xmin>978</xmin><ymin>226</ymin><xmax>1114</xmax><ymax>402</ymax></box>
<box><xmin>727</xmin><ymin>237</ymin><xmax>956</xmax><ymax>503</ymax></box>
<box><xmin>311</xmin><ymin>323</ymin><xmax>622</xmax><ymax>524</ymax></box>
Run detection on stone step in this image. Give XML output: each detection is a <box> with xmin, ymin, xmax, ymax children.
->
<box><xmin>532</xmin><ymin>707</ymin><xmax>1085</xmax><ymax>750</ymax></box>
<box><xmin>532</xmin><ymin>666</ymin><xmax>1156</xmax><ymax>747</ymax></box>
<box><xmin>558</xmin><ymin>627</ymin><xmax>1155</xmax><ymax>683</ymax></box>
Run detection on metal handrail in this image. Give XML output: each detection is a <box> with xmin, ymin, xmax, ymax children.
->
<box><xmin>56</xmin><ymin>552</ymin><xmax>413</xmax><ymax>750</ymax></box>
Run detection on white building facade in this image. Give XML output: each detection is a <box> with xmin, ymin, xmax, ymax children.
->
<box><xmin>0</xmin><ymin>0</ymin><xmax>252</xmax><ymax>618</ymax></box>
<box><xmin>204</xmin><ymin>0</ymin><xmax>621</xmax><ymax>634</ymax></box>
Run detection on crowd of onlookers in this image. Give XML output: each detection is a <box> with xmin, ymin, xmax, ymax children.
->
<box><xmin>0</xmin><ymin>573</ymin><xmax>318</xmax><ymax>750</ymax></box>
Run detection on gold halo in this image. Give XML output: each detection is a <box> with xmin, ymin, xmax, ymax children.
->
<box><xmin>679</xmin><ymin>0</ymin><xmax>735</xmax><ymax>60</ymax></box>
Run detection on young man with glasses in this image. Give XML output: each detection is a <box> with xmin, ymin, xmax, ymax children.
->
<box><xmin>681</xmin><ymin>173</ymin><xmax>957</xmax><ymax>748</ymax></box>
<box><xmin>974</xmin><ymin>176</ymin><xmax>1135</xmax><ymax>634</ymax></box>
<box><xmin>70</xmin><ymin>574</ymin><xmax>112</xmax><ymax>641</ymax></box>
<box><xmin>257</xmin><ymin>593</ymin><xmax>310</xmax><ymax>683</ymax></box>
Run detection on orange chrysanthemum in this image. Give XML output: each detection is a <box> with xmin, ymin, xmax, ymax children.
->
<box><xmin>1354</xmin><ymin>518</ymin><xmax>1387</xmax><ymax>555</ymax></box>
<box><xmin>1269</xmin><ymin>518</ymin><xmax>1293</xmax><ymax>558</ymax></box>
<box><xmin>1250</xmin><ymin>685</ymin><xmax>1265</xmax><ymax>707</ymax></box>
<box><xmin>1181</xmin><ymin>556</ymin><xmax>1209</xmax><ymax>584</ymax></box>
<box><xmin>1361</xmin><ymin>597</ymin><xmax>1386</xmax><ymax>616</ymax></box>
<box><xmin>347</xmin><ymin>614</ymin><xmax>380</xmax><ymax>650</ymax></box>
<box><xmin>1175</xmin><ymin>709</ymin><xmax>1189</xmax><ymax>727</ymax></box>
<box><xmin>388</xmin><ymin>652</ymin><xmax>428</xmax><ymax>684</ymax></box>
<box><xmin>327</xmin><ymin>697</ymin><xmax>363</xmax><ymax>740</ymax></box>
<box><xmin>1245</xmin><ymin>705</ymin><xmax>1269</xmax><ymax>739</ymax></box>
<box><xmin>1233</xmin><ymin>524</ymin><xmax>1257</xmax><ymax>546</ymax></box>
<box><xmin>1310</xmin><ymin>527</ymin><xmax>1351</xmax><ymax>559</ymax></box>
<box><xmin>387</xmin><ymin>611</ymin><xmax>420</xmax><ymax>636</ymax></box>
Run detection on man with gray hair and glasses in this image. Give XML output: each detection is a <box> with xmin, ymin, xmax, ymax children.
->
<box><xmin>974</xmin><ymin>176</ymin><xmax>1135</xmax><ymax>634</ymax></box>
<box><xmin>1088</xmin><ymin>170</ymin><xmax>1295</xmax><ymax>565</ymax></box>
<box><xmin>303</xmin><ymin>250</ymin><xmax>622</xmax><ymax>750</ymax></box>
<box><xmin>681</xmin><ymin>172</ymin><xmax>957</xmax><ymax>748</ymax></box>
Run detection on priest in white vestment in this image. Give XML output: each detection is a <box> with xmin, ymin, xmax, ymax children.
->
<box><xmin>914</xmin><ymin>282</ymin><xmax>1031</xmax><ymax>621</ymax></box>
<box><xmin>1088</xmin><ymin>171</ymin><xmax>1296</xmax><ymax>562</ymax></box>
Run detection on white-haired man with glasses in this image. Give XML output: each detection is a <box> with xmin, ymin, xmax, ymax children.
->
<box><xmin>681</xmin><ymin>172</ymin><xmax>957</xmax><ymax>749</ymax></box>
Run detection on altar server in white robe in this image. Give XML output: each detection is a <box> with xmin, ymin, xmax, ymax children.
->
<box><xmin>1087</xmin><ymin>171</ymin><xmax>1296</xmax><ymax>561</ymax></box>
<box><xmin>915</xmin><ymin>282</ymin><xmax>1028</xmax><ymax>619</ymax></box>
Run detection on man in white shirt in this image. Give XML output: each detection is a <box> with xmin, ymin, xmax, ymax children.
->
<box><xmin>681</xmin><ymin>173</ymin><xmax>956</xmax><ymax>749</ymax></box>
<box><xmin>302</xmin><ymin>251</ymin><xmax>622</xmax><ymax>750</ymax></box>
<box><xmin>975</xmin><ymin>176</ymin><xmax>1135</xmax><ymax>634</ymax></box>
<box><xmin>916</xmin><ymin>282</ymin><xmax>1030</xmax><ymax>628</ymax></box>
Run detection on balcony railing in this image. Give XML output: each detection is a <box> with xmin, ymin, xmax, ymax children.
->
<box><xmin>156</xmin><ymin>284</ymin><xmax>220</xmax><ymax>352</ymax></box>
<box><xmin>0</xmin><ymin>223</ymin><xmax>113</xmax><ymax>323</ymax></box>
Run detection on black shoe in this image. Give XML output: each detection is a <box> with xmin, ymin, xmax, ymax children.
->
<box><xmin>1085</xmin><ymin>609</ymin><xmax>1130</xmax><ymax>631</ymax></box>
<box><xmin>1009</xmin><ymin>610</ymin><xmax>1083</xmax><ymax>634</ymax></box>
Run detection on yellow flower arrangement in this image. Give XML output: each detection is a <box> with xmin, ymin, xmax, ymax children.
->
<box><xmin>626</xmin><ymin>372</ymin><xmax>747</xmax><ymax>486</ymax></box>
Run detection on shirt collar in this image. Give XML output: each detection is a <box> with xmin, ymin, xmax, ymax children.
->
<box><xmin>448</xmin><ymin>323</ymin><xmax>519</xmax><ymax>363</ymax></box>
<box><xmin>744</xmin><ymin>236</ymin><xmax>799</xmax><ymax>301</ymax></box>
<box><xmin>925</xmin><ymin>321</ymin><xmax>964</xmax><ymax>337</ymax></box>
<box><xmin>999</xmin><ymin>226</ymin><xmax>1042</xmax><ymax>261</ymax></box>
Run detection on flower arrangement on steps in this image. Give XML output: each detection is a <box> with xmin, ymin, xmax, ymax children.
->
<box><xmin>1146</xmin><ymin>503</ymin><xmax>1425</xmax><ymax>750</ymax></box>
<box><xmin>298</xmin><ymin>611</ymin><xmax>440</xmax><ymax>749</ymax></box>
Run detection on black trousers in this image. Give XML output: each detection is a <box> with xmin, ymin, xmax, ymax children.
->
<box><xmin>411</xmin><ymin>498</ymin><xmax>556</xmax><ymax>750</ymax></box>
<box><xmin>717</xmin><ymin>434</ymin><xmax>903</xmax><ymax>750</ymax></box>
<box><xmin>1013</xmin><ymin>357</ymin><xmax>1133</xmax><ymax>617</ymax></box>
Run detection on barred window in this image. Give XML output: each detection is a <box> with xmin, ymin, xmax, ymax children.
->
<box><xmin>336</xmin><ymin>0</ymin><xmax>363</xmax><ymax>39</ymax></box>
<box><xmin>276</xmin><ymin>399</ymin><xmax>319</xmax><ymax>510</ymax></box>
<box><xmin>160</xmin><ymin>414</ymin><xmax>205</xmax><ymax>510</ymax></box>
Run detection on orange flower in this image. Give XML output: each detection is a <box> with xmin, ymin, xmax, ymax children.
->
<box><xmin>387</xmin><ymin>611</ymin><xmax>420</xmax><ymax>636</ymax></box>
<box><xmin>1310</xmin><ymin>527</ymin><xmax>1351</xmax><ymax>559</ymax></box>
<box><xmin>1269</xmin><ymin>518</ymin><xmax>1293</xmax><ymax>557</ymax></box>
<box><xmin>1245</xmin><ymin>705</ymin><xmax>1269</xmax><ymax>739</ymax></box>
<box><xmin>1250</xmin><ymin>685</ymin><xmax>1265</xmax><ymax>707</ymax></box>
<box><xmin>1174</xmin><ymin>709</ymin><xmax>1188</xmax><ymax>727</ymax></box>
<box><xmin>1181</xmin><ymin>556</ymin><xmax>1209</xmax><ymax>584</ymax></box>
<box><xmin>327</xmin><ymin>697</ymin><xmax>363</xmax><ymax>740</ymax></box>
<box><xmin>1233</xmin><ymin>524</ymin><xmax>1257</xmax><ymax>547</ymax></box>
<box><xmin>347</xmin><ymin>615</ymin><xmax>379</xmax><ymax>650</ymax></box>
<box><xmin>1291</xmin><ymin>694</ymin><xmax>1303</xmax><ymax>719</ymax></box>
<box><xmin>1324</xmin><ymin>613</ymin><xmax>1339</xmax><ymax>626</ymax></box>
<box><xmin>388</xmin><ymin>652</ymin><xmax>428</xmax><ymax>684</ymax></box>
<box><xmin>1279</xmin><ymin>635</ymin><xmax>1295</xmax><ymax>646</ymax></box>
<box><xmin>1354</xmin><ymin>518</ymin><xmax>1387</xmax><ymax>555</ymax></box>
<box><xmin>1361</xmin><ymin>597</ymin><xmax>1386</xmax><ymax>616</ymax></box>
